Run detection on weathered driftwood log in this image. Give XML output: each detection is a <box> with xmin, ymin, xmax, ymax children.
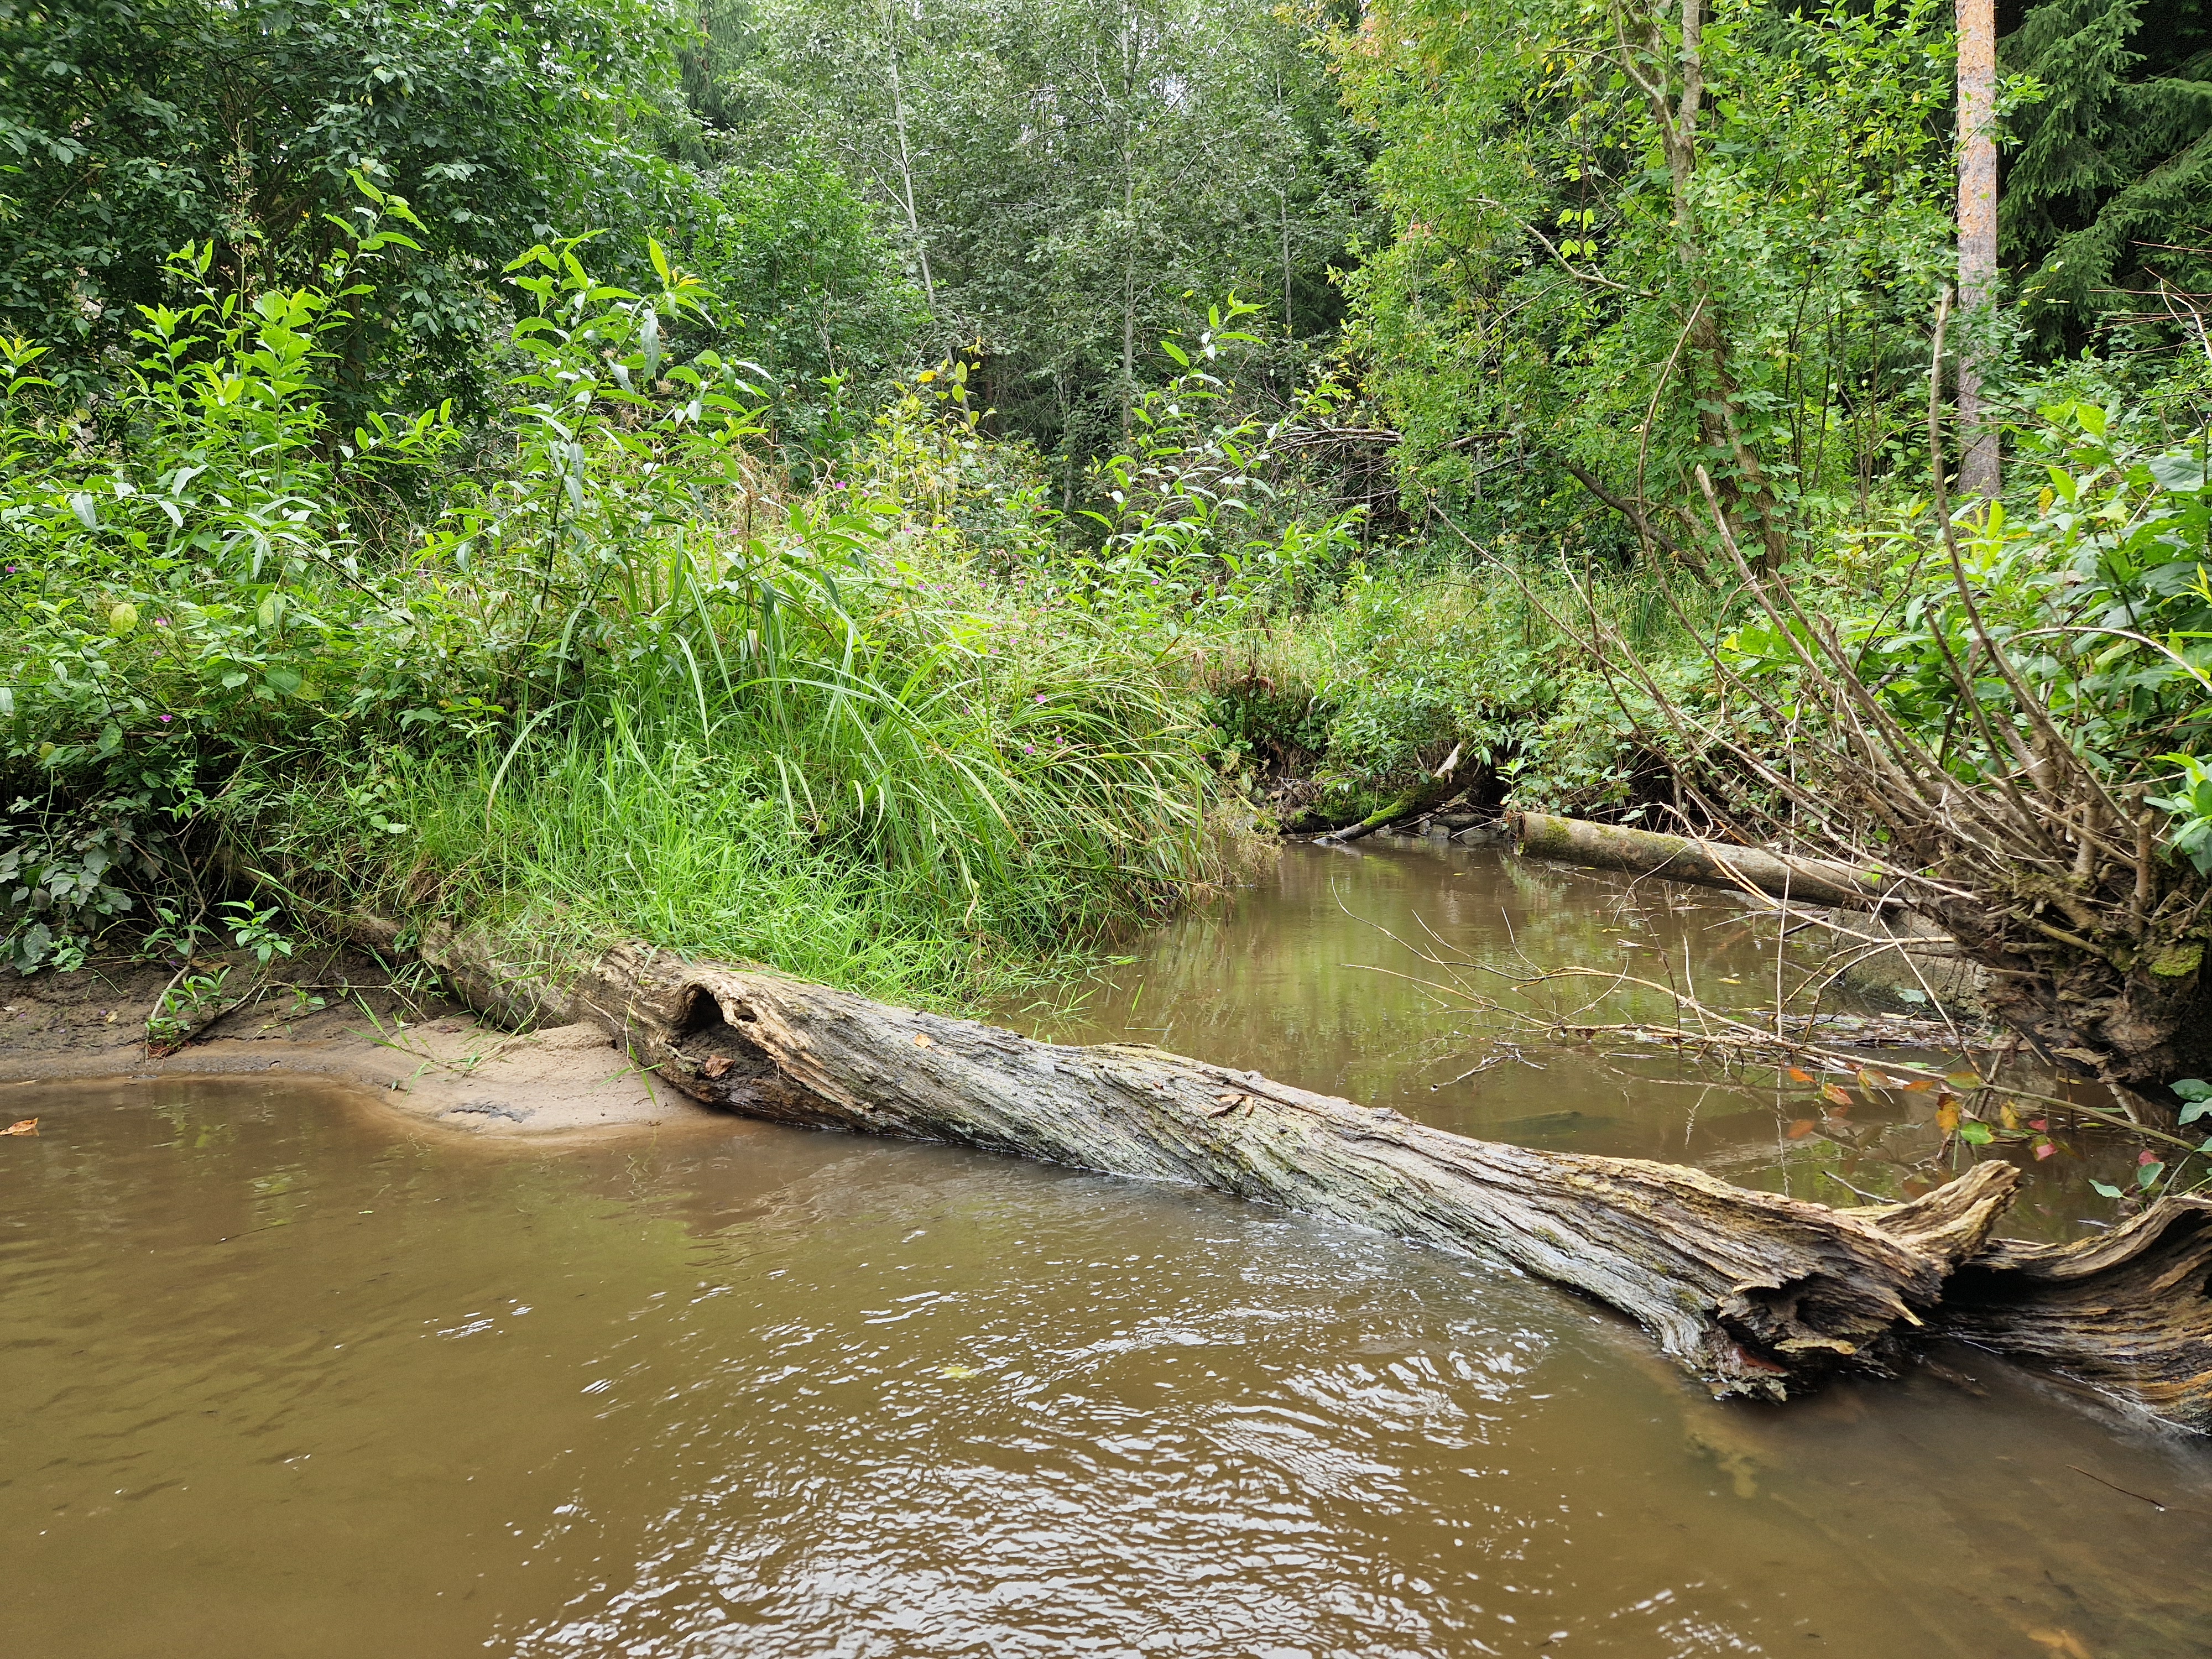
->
<box><xmin>1513</xmin><ymin>811</ymin><xmax>1900</xmax><ymax>911</ymax></box>
<box><xmin>326</xmin><ymin>912</ymin><xmax>2212</xmax><ymax>1429</ymax></box>
<box><xmin>585</xmin><ymin>947</ymin><xmax>2018</xmax><ymax>1398</ymax></box>
<box><xmin>1938</xmin><ymin>1198</ymin><xmax>2212</xmax><ymax>1427</ymax></box>
<box><xmin>377</xmin><ymin>920</ymin><xmax>2013</xmax><ymax>1393</ymax></box>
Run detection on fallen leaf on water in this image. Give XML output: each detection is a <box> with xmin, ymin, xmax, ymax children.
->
<box><xmin>2033</xmin><ymin>1140</ymin><xmax>2057</xmax><ymax>1161</ymax></box>
<box><xmin>1936</xmin><ymin>1099</ymin><xmax>1961</xmax><ymax>1135</ymax></box>
<box><xmin>1786</xmin><ymin>1119</ymin><xmax>1816</xmax><ymax>1139</ymax></box>
<box><xmin>1900</xmin><ymin>1079</ymin><xmax>1934</xmax><ymax>1093</ymax></box>
<box><xmin>1820</xmin><ymin>1082</ymin><xmax>1853</xmax><ymax>1108</ymax></box>
<box><xmin>2000</xmin><ymin>1102</ymin><xmax>2023</xmax><ymax>1131</ymax></box>
<box><xmin>3</xmin><ymin>1118</ymin><xmax>36</xmax><ymax>1136</ymax></box>
<box><xmin>1945</xmin><ymin>1070</ymin><xmax>1986</xmax><ymax>1091</ymax></box>
<box><xmin>2025</xmin><ymin>1627</ymin><xmax>2092</xmax><ymax>1659</ymax></box>
<box><xmin>1786</xmin><ymin>1067</ymin><xmax>1814</xmax><ymax>1083</ymax></box>
<box><xmin>936</xmin><ymin>1365</ymin><xmax>981</xmax><ymax>1379</ymax></box>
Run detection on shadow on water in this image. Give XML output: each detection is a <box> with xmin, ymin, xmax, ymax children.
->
<box><xmin>4</xmin><ymin>841</ymin><xmax>2209</xmax><ymax>1657</ymax></box>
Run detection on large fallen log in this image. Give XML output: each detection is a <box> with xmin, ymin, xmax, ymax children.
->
<box><xmin>1512</xmin><ymin>811</ymin><xmax>1900</xmax><ymax>911</ymax></box>
<box><xmin>314</xmin><ymin>910</ymin><xmax>2212</xmax><ymax>1428</ymax></box>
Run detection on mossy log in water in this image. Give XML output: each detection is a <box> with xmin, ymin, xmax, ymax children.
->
<box><xmin>347</xmin><ymin>915</ymin><xmax>2211</xmax><ymax>1428</ymax></box>
<box><xmin>1319</xmin><ymin>744</ymin><xmax>1465</xmax><ymax>844</ymax></box>
<box><xmin>1512</xmin><ymin>811</ymin><xmax>1899</xmax><ymax>911</ymax></box>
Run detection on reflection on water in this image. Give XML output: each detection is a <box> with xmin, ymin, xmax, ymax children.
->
<box><xmin>4</xmin><ymin>843</ymin><xmax>2208</xmax><ymax>1657</ymax></box>
<box><xmin>1018</xmin><ymin>839</ymin><xmax>2136</xmax><ymax>1240</ymax></box>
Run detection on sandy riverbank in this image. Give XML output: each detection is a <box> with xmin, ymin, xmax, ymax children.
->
<box><xmin>0</xmin><ymin>948</ymin><xmax>722</xmax><ymax>1141</ymax></box>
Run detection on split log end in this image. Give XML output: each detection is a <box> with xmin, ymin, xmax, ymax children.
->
<box><xmin>1939</xmin><ymin>1196</ymin><xmax>2212</xmax><ymax>1432</ymax></box>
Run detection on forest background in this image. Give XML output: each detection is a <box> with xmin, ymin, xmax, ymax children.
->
<box><xmin>2</xmin><ymin>0</ymin><xmax>2209</xmax><ymax>1102</ymax></box>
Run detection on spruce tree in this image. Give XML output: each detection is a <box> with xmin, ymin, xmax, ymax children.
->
<box><xmin>2001</xmin><ymin>0</ymin><xmax>2212</xmax><ymax>350</ymax></box>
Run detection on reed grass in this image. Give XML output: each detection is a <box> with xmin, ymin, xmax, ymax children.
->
<box><xmin>368</xmin><ymin>570</ymin><xmax>1225</xmax><ymax>1004</ymax></box>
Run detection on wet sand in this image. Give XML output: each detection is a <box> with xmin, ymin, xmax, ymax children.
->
<box><xmin>0</xmin><ymin>947</ymin><xmax>719</xmax><ymax>1142</ymax></box>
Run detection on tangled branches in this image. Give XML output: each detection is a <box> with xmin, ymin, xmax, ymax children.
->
<box><xmin>1557</xmin><ymin>294</ymin><xmax>2212</xmax><ymax>1109</ymax></box>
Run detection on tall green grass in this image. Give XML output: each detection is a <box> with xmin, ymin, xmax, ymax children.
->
<box><xmin>1</xmin><ymin>230</ymin><xmax>1228</xmax><ymax>994</ymax></box>
<box><xmin>358</xmin><ymin>573</ymin><xmax>1225</xmax><ymax>1004</ymax></box>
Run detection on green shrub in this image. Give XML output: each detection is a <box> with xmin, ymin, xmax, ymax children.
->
<box><xmin>0</xmin><ymin>209</ymin><xmax>1221</xmax><ymax>995</ymax></box>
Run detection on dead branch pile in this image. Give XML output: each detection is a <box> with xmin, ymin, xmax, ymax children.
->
<box><xmin>1548</xmin><ymin>296</ymin><xmax>2211</xmax><ymax>1106</ymax></box>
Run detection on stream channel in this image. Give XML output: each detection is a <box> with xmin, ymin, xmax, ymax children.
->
<box><xmin>7</xmin><ymin>838</ymin><xmax>2211</xmax><ymax>1656</ymax></box>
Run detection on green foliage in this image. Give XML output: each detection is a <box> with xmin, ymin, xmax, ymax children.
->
<box><xmin>0</xmin><ymin>0</ymin><xmax>703</xmax><ymax>414</ymax></box>
<box><xmin>2176</xmin><ymin>1077</ymin><xmax>2212</xmax><ymax>1124</ymax></box>
<box><xmin>685</xmin><ymin>147</ymin><xmax>927</xmax><ymax>462</ymax></box>
<box><xmin>1070</xmin><ymin>303</ymin><xmax>1369</xmax><ymax>632</ymax></box>
<box><xmin>1335</xmin><ymin>0</ymin><xmax>1956</xmax><ymax>552</ymax></box>
<box><xmin>2002</xmin><ymin>0</ymin><xmax>2212</xmax><ymax>351</ymax></box>
<box><xmin>1723</xmin><ymin>397</ymin><xmax>2212</xmax><ymax>868</ymax></box>
<box><xmin>2147</xmin><ymin>754</ymin><xmax>2212</xmax><ymax>874</ymax></box>
<box><xmin>364</xmin><ymin>581</ymin><xmax>1217</xmax><ymax>1001</ymax></box>
<box><xmin>0</xmin><ymin>218</ymin><xmax>1222</xmax><ymax>994</ymax></box>
<box><xmin>0</xmin><ymin>201</ymin><xmax>461</xmax><ymax>967</ymax></box>
<box><xmin>1192</xmin><ymin>549</ymin><xmax>1726</xmax><ymax>821</ymax></box>
<box><xmin>727</xmin><ymin>0</ymin><xmax>1371</xmax><ymax>471</ymax></box>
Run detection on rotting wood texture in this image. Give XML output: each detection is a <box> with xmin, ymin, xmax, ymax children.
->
<box><xmin>341</xmin><ymin>912</ymin><xmax>2211</xmax><ymax>1430</ymax></box>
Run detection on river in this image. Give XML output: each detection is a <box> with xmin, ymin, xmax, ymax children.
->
<box><xmin>7</xmin><ymin>839</ymin><xmax>2207</xmax><ymax>1655</ymax></box>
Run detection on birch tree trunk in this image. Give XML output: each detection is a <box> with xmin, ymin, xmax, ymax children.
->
<box><xmin>882</xmin><ymin>4</ymin><xmax>937</xmax><ymax>312</ymax></box>
<box><xmin>1954</xmin><ymin>0</ymin><xmax>2001</xmax><ymax>497</ymax></box>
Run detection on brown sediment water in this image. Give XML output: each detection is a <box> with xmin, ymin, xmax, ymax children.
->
<box><xmin>1019</xmin><ymin>838</ymin><xmax>2148</xmax><ymax>1240</ymax></box>
<box><xmin>6</xmin><ymin>842</ymin><xmax>2208</xmax><ymax>1657</ymax></box>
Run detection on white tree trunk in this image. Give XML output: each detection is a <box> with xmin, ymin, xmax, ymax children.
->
<box><xmin>1955</xmin><ymin>0</ymin><xmax>2001</xmax><ymax>498</ymax></box>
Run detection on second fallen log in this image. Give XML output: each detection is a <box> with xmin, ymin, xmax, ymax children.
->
<box><xmin>1321</xmin><ymin>744</ymin><xmax>1465</xmax><ymax>843</ymax></box>
<box><xmin>1512</xmin><ymin>811</ymin><xmax>1899</xmax><ymax>911</ymax></box>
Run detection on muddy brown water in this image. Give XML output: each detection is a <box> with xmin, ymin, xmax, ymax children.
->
<box><xmin>6</xmin><ymin>841</ymin><xmax>2209</xmax><ymax>1657</ymax></box>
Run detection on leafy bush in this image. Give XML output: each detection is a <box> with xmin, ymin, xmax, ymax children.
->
<box><xmin>0</xmin><ymin>202</ymin><xmax>463</xmax><ymax>967</ymax></box>
<box><xmin>685</xmin><ymin>148</ymin><xmax>929</xmax><ymax>467</ymax></box>
<box><xmin>1066</xmin><ymin>305</ymin><xmax>1369</xmax><ymax>633</ymax></box>
<box><xmin>0</xmin><ymin>0</ymin><xmax>702</xmax><ymax>416</ymax></box>
<box><xmin>1724</xmin><ymin>398</ymin><xmax>2212</xmax><ymax>869</ymax></box>
<box><xmin>0</xmin><ymin>202</ymin><xmax>1222</xmax><ymax>995</ymax></box>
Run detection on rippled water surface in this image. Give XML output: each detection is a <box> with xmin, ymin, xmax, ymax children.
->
<box><xmin>7</xmin><ymin>842</ymin><xmax>2210</xmax><ymax>1657</ymax></box>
